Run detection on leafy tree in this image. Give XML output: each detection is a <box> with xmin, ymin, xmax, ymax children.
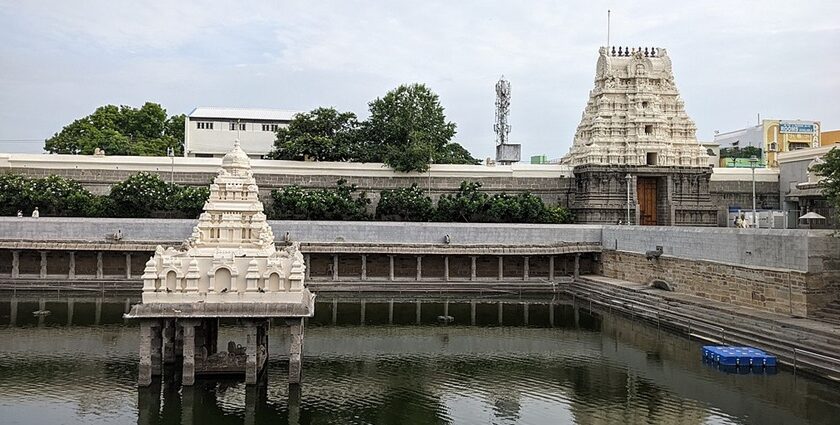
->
<box><xmin>375</xmin><ymin>184</ymin><xmax>434</xmax><ymax>221</ymax></box>
<box><xmin>542</xmin><ymin>205</ymin><xmax>574</xmax><ymax>224</ymax></box>
<box><xmin>0</xmin><ymin>174</ymin><xmax>32</xmax><ymax>216</ymax></box>
<box><xmin>45</xmin><ymin>102</ymin><xmax>184</xmax><ymax>156</ymax></box>
<box><xmin>434</xmin><ymin>180</ymin><xmax>573</xmax><ymax>224</ymax></box>
<box><xmin>811</xmin><ymin>147</ymin><xmax>840</xmax><ymax>225</ymax></box>
<box><xmin>269</xmin><ymin>108</ymin><xmax>360</xmax><ymax>161</ymax></box>
<box><xmin>165</xmin><ymin>114</ymin><xmax>186</xmax><ymax>147</ymax></box>
<box><xmin>434</xmin><ymin>181</ymin><xmax>489</xmax><ymax>222</ymax></box>
<box><xmin>108</xmin><ymin>172</ymin><xmax>175</xmax><ymax>217</ymax></box>
<box><xmin>436</xmin><ymin>142</ymin><xmax>482</xmax><ymax>165</ymax></box>
<box><xmin>270</xmin><ymin>179</ymin><xmax>370</xmax><ymax>220</ymax></box>
<box><xmin>484</xmin><ymin>193</ymin><xmax>549</xmax><ymax>223</ymax></box>
<box><xmin>167</xmin><ymin>185</ymin><xmax>210</xmax><ymax>218</ymax></box>
<box><xmin>28</xmin><ymin>175</ymin><xmax>100</xmax><ymax>217</ymax></box>
<box><xmin>365</xmin><ymin>83</ymin><xmax>477</xmax><ymax>172</ymax></box>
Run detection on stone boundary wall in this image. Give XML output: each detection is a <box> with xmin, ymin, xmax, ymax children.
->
<box><xmin>600</xmin><ymin>250</ymin><xmax>821</xmax><ymax>317</ymax></box>
<box><xmin>1</xmin><ymin>217</ymin><xmax>838</xmax><ymax>315</ymax></box>
<box><xmin>0</xmin><ymin>218</ymin><xmax>603</xmax><ymax>246</ymax></box>
<box><xmin>1</xmin><ymin>218</ymin><xmax>836</xmax><ymax>274</ymax></box>
<box><xmin>0</xmin><ymin>153</ymin><xmax>780</xmax><ymax>213</ymax></box>
<box><xmin>601</xmin><ymin>225</ymin><xmax>839</xmax><ymax>273</ymax></box>
<box><xmin>0</xmin><ymin>153</ymin><xmax>575</xmax><ymax>207</ymax></box>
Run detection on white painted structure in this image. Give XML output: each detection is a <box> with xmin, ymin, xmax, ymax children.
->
<box><xmin>184</xmin><ymin>107</ymin><xmax>300</xmax><ymax>158</ymax></box>
<box><xmin>0</xmin><ymin>152</ymin><xmax>574</xmax><ymax>180</ymax></box>
<box><xmin>561</xmin><ymin>47</ymin><xmax>708</xmax><ymax>167</ymax></box>
<box><xmin>141</xmin><ymin>140</ymin><xmax>314</xmax><ymax>305</ymax></box>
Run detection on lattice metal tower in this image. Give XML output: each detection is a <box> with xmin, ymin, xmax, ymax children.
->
<box><xmin>494</xmin><ymin>76</ymin><xmax>511</xmax><ymax>146</ymax></box>
<box><xmin>494</xmin><ymin>76</ymin><xmax>520</xmax><ymax>164</ymax></box>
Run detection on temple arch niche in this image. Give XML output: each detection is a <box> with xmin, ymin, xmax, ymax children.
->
<box><xmin>214</xmin><ymin>268</ymin><xmax>232</xmax><ymax>292</ymax></box>
<box><xmin>165</xmin><ymin>271</ymin><xmax>177</xmax><ymax>292</ymax></box>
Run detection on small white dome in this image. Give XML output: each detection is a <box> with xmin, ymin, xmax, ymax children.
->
<box><xmin>221</xmin><ymin>140</ymin><xmax>251</xmax><ymax>170</ymax></box>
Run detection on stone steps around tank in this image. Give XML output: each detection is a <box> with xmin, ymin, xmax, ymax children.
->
<box><xmin>569</xmin><ymin>275</ymin><xmax>840</xmax><ymax>380</ymax></box>
<box><xmin>813</xmin><ymin>300</ymin><xmax>840</xmax><ymax>325</ymax></box>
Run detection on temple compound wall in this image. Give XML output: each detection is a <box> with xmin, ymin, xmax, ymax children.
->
<box><xmin>2</xmin><ymin>218</ymin><xmax>838</xmax><ymax>320</ymax></box>
<box><xmin>0</xmin><ymin>153</ymin><xmax>778</xmax><ymax>221</ymax></box>
<box><xmin>600</xmin><ymin>226</ymin><xmax>840</xmax><ymax>318</ymax></box>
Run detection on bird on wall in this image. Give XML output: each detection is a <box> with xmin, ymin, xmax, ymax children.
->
<box><xmin>220</xmin><ymin>287</ymin><xmax>228</xmax><ymax>293</ymax></box>
<box><xmin>258</xmin><ymin>287</ymin><xmax>265</xmax><ymax>293</ymax></box>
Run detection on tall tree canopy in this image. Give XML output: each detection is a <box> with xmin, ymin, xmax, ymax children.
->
<box><xmin>811</xmin><ymin>147</ymin><xmax>840</xmax><ymax>224</ymax></box>
<box><xmin>365</xmin><ymin>83</ymin><xmax>478</xmax><ymax>171</ymax></box>
<box><xmin>45</xmin><ymin>102</ymin><xmax>185</xmax><ymax>156</ymax></box>
<box><xmin>268</xmin><ymin>84</ymin><xmax>479</xmax><ymax>172</ymax></box>
<box><xmin>268</xmin><ymin>107</ymin><xmax>360</xmax><ymax>161</ymax></box>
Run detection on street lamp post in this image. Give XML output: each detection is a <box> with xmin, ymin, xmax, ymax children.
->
<box><xmin>749</xmin><ymin>155</ymin><xmax>758</xmax><ymax>228</ymax></box>
<box><xmin>625</xmin><ymin>173</ymin><xmax>631</xmax><ymax>225</ymax></box>
<box><xmin>167</xmin><ymin>147</ymin><xmax>175</xmax><ymax>184</ymax></box>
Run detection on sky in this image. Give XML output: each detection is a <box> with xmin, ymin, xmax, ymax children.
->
<box><xmin>1</xmin><ymin>0</ymin><xmax>838</xmax><ymax>160</ymax></box>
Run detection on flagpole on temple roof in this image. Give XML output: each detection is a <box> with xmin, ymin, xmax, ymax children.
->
<box><xmin>607</xmin><ymin>10</ymin><xmax>611</xmax><ymax>50</ymax></box>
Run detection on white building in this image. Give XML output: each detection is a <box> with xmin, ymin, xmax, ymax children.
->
<box><xmin>184</xmin><ymin>107</ymin><xmax>301</xmax><ymax>158</ymax></box>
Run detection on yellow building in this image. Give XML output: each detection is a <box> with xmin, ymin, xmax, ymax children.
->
<box><xmin>822</xmin><ymin>129</ymin><xmax>840</xmax><ymax>146</ymax></box>
<box><xmin>763</xmin><ymin>120</ymin><xmax>820</xmax><ymax>167</ymax></box>
<box><xmin>715</xmin><ymin>119</ymin><xmax>821</xmax><ymax>168</ymax></box>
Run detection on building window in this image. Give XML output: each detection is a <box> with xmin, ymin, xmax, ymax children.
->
<box><xmin>646</xmin><ymin>152</ymin><xmax>658</xmax><ymax>166</ymax></box>
<box><xmin>271</xmin><ymin>124</ymin><xmax>279</xmax><ymax>131</ymax></box>
<box><xmin>262</xmin><ymin>124</ymin><xmax>270</xmax><ymax>131</ymax></box>
<box><xmin>642</xmin><ymin>101</ymin><xmax>649</xmax><ymax>109</ymax></box>
<box><xmin>197</xmin><ymin>121</ymin><xmax>214</xmax><ymax>130</ymax></box>
<box><xmin>239</xmin><ymin>123</ymin><xmax>246</xmax><ymax>131</ymax></box>
<box><xmin>229</xmin><ymin>122</ymin><xmax>237</xmax><ymax>131</ymax></box>
<box><xmin>644</xmin><ymin>125</ymin><xmax>653</xmax><ymax>135</ymax></box>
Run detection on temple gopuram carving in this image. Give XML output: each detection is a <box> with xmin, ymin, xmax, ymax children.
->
<box><xmin>126</xmin><ymin>140</ymin><xmax>315</xmax><ymax>387</ymax></box>
<box><xmin>562</xmin><ymin>46</ymin><xmax>718</xmax><ymax>226</ymax></box>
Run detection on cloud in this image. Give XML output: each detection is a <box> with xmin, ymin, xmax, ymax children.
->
<box><xmin>0</xmin><ymin>0</ymin><xmax>838</xmax><ymax>159</ymax></box>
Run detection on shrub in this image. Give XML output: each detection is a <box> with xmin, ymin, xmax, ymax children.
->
<box><xmin>271</xmin><ymin>179</ymin><xmax>370</xmax><ymax>220</ymax></box>
<box><xmin>376</xmin><ymin>184</ymin><xmax>434</xmax><ymax>221</ymax></box>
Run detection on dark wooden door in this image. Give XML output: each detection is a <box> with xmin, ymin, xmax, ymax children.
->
<box><xmin>637</xmin><ymin>177</ymin><xmax>658</xmax><ymax>225</ymax></box>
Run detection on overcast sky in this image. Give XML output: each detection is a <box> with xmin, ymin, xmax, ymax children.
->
<box><xmin>1</xmin><ymin>0</ymin><xmax>838</xmax><ymax>159</ymax></box>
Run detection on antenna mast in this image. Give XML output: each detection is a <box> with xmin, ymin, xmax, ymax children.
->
<box><xmin>494</xmin><ymin>76</ymin><xmax>511</xmax><ymax>146</ymax></box>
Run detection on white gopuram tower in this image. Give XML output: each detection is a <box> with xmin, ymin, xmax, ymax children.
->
<box><xmin>562</xmin><ymin>46</ymin><xmax>717</xmax><ymax>226</ymax></box>
<box><xmin>562</xmin><ymin>46</ymin><xmax>707</xmax><ymax>167</ymax></box>
<box><xmin>128</xmin><ymin>140</ymin><xmax>314</xmax><ymax>388</ymax></box>
<box><xmin>140</xmin><ymin>140</ymin><xmax>310</xmax><ymax>303</ymax></box>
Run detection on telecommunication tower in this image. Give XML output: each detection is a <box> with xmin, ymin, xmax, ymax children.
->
<box><xmin>494</xmin><ymin>76</ymin><xmax>520</xmax><ymax>165</ymax></box>
<box><xmin>494</xmin><ymin>77</ymin><xmax>511</xmax><ymax>146</ymax></box>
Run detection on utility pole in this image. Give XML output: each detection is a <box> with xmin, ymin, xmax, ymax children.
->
<box><xmin>750</xmin><ymin>155</ymin><xmax>758</xmax><ymax>228</ymax></box>
<box><xmin>167</xmin><ymin>147</ymin><xmax>175</xmax><ymax>184</ymax></box>
<box><xmin>625</xmin><ymin>173</ymin><xmax>631</xmax><ymax>225</ymax></box>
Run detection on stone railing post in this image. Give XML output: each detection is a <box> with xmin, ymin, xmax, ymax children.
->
<box><xmin>96</xmin><ymin>252</ymin><xmax>103</xmax><ymax>279</ymax></box>
<box><xmin>11</xmin><ymin>250</ymin><xmax>19</xmax><ymax>278</ymax></box>
<box><xmin>68</xmin><ymin>251</ymin><xmax>75</xmax><ymax>279</ymax></box>
<box><xmin>39</xmin><ymin>251</ymin><xmax>47</xmax><ymax>279</ymax></box>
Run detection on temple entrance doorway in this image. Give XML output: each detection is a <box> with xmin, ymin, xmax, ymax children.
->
<box><xmin>637</xmin><ymin>177</ymin><xmax>658</xmax><ymax>225</ymax></box>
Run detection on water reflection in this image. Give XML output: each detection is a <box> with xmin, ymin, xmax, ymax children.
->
<box><xmin>1</xmin><ymin>294</ymin><xmax>839</xmax><ymax>424</ymax></box>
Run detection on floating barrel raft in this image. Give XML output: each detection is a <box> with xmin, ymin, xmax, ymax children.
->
<box><xmin>703</xmin><ymin>346</ymin><xmax>777</xmax><ymax>367</ymax></box>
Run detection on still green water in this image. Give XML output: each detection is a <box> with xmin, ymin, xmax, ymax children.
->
<box><xmin>0</xmin><ymin>295</ymin><xmax>839</xmax><ymax>425</ymax></box>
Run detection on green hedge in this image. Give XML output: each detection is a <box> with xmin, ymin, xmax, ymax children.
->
<box><xmin>2</xmin><ymin>173</ymin><xmax>573</xmax><ymax>224</ymax></box>
<box><xmin>271</xmin><ymin>180</ymin><xmax>573</xmax><ymax>224</ymax></box>
<box><xmin>0</xmin><ymin>172</ymin><xmax>209</xmax><ymax>218</ymax></box>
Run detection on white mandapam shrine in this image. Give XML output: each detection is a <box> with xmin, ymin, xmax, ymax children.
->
<box><xmin>127</xmin><ymin>140</ymin><xmax>313</xmax><ymax>388</ymax></box>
